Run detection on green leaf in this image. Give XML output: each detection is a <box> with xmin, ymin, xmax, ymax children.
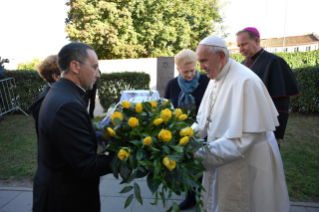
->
<box><xmin>163</xmin><ymin>145</ymin><xmax>170</xmax><ymax>154</ymax></box>
<box><xmin>119</xmin><ymin>163</ymin><xmax>132</xmax><ymax>180</ymax></box>
<box><xmin>134</xmin><ymin>182</ymin><xmax>143</xmax><ymax>205</ymax></box>
<box><xmin>124</xmin><ymin>194</ymin><xmax>134</xmax><ymax>208</ymax></box>
<box><xmin>114</xmin><ymin>117</ymin><xmax>121</xmax><ymax>126</ymax></box>
<box><xmin>159</xmin><ymin>191</ymin><xmax>166</xmax><ymax>207</ymax></box>
<box><xmin>137</xmin><ymin>148</ymin><xmax>143</xmax><ymax>160</ymax></box>
<box><xmin>129</xmin><ymin>140</ymin><xmax>142</xmax><ymax>148</ymax></box>
<box><xmin>92</xmin><ymin>122</ymin><xmax>101</xmax><ymax>131</ymax></box>
<box><xmin>136</xmin><ymin>166</ymin><xmax>148</xmax><ymax>178</ymax></box>
<box><xmin>166</xmin><ymin>206</ymin><xmax>173</xmax><ymax>212</ymax></box>
<box><xmin>188</xmin><ymin>107</ymin><xmax>195</xmax><ymax>118</ymax></box>
<box><xmin>169</xmin><ymin>145</ymin><xmax>183</xmax><ymax>153</ymax></box>
<box><xmin>151</xmin><ymin>191</ymin><xmax>159</xmax><ymax>205</ymax></box>
<box><xmin>119</xmin><ymin>186</ymin><xmax>133</xmax><ymax>193</ymax></box>
<box><xmin>147</xmin><ymin>173</ymin><xmax>159</xmax><ymax>194</ymax></box>
<box><xmin>147</xmin><ymin>146</ymin><xmax>160</xmax><ymax>152</ymax></box>
<box><xmin>172</xmin><ymin>202</ymin><xmax>180</xmax><ymax>212</ymax></box>
<box><xmin>110</xmin><ymin>154</ymin><xmax>120</xmax><ymax>179</ymax></box>
<box><xmin>139</xmin><ymin>160</ymin><xmax>153</xmax><ymax>166</ymax></box>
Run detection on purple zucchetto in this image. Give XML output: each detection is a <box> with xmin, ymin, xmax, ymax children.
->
<box><xmin>243</xmin><ymin>27</ymin><xmax>260</xmax><ymax>38</ymax></box>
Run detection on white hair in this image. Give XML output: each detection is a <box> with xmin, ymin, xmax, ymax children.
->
<box><xmin>207</xmin><ymin>46</ymin><xmax>229</xmax><ymax>61</ymax></box>
<box><xmin>175</xmin><ymin>49</ymin><xmax>197</xmax><ymax>68</ymax></box>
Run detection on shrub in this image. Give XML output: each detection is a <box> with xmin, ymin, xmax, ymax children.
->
<box><xmin>229</xmin><ymin>49</ymin><xmax>319</xmax><ymax>69</ymax></box>
<box><xmin>4</xmin><ymin>70</ymin><xmax>46</xmax><ymax>112</ymax></box>
<box><xmin>291</xmin><ymin>66</ymin><xmax>319</xmax><ymax>112</ymax></box>
<box><xmin>97</xmin><ymin>72</ymin><xmax>150</xmax><ymax>111</ymax></box>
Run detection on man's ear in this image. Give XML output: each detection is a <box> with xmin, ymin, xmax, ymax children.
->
<box><xmin>254</xmin><ymin>37</ymin><xmax>260</xmax><ymax>45</ymax></box>
<box><xmin>69</xmin><ymin>61</ymin><xmax>80</xmax><ymax>74</ymax></box>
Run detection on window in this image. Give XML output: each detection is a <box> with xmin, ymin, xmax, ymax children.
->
<box><xmin>283</xmin><ymin>48</ymin><xmax>288</xmax><ymax>52</ymax></box>
<box><xmin>306</xmin><ymin>46</ymin><xmax>311</xmax><ymax>51</ymax></box>
<box><xmin>294</xmin><ymin>47</ymin><xmax>299</xmax><ymax>52</ymax></box>
<box><xmin>274</xmin><ymin>48</ymin><xmax>277</xmax><ymax>52</ymax></box>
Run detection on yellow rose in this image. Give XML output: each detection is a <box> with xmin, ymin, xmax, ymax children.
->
<box><xmin>188</xmin><ymin>127</ymin><xmax>194</xmax><ymax>136</ymax></box>
<box><xmin>178</xmin><ymin>114</ymin><xmax>188</xmax><ymax>121</ymax></box>
<box><xmin>136</xmin><ymin>103</ymin><xmax>143</xmax><ymax>113</ymax></box>
<box><xmin>122</xmin><ymin>101</ymin><xmax>130</xmax><ymax>109</ymax></box>
<box><xmin>179</xmin><ymin>136</ymin><xmax>189</xmax><ymax>146</ymax></box>
<box><xmin>179</xmin><ymin>127</ymin><xmax>193</xmax><ymax>137</ymax></box>
<box><xmin>158</xmin><ymin>129</ymin><xmax>172</xmax><ymax>142</ymax></box>
<box><xmin>153</xmin><ymin>118</ymin><xmax>163</xmax><ymax>126</ymax></box>
<box><xmin>161</xmin><ymin>109</ymin><xmax>172</xmax><ymax>122</ymax></box>
<box><xmin>163</xmin><ymin>100</ymin><xmax>167</xmax><ymax>105</ymax></box>
<box><xmin>118</xmin><ymin>149</ymin><xmax>130</xmax><ymax>161</ymax></box>
<box><xmin>111</xmin><ymin>111</ymin><xmax>124</xmax><ymax>126</ymax></box>
<box><xmin>163</xmin><ymin>157</ymin><xmax>176</xmax><ymax>171</ymax></box>
<box><xmin>149</xmin><ymin>101</ymin><xmax>157</xmax><ymax>108</ymax></box>
<box><xmin>128</xmin><ymin>117</ymin><xmax>139</xmax><ymax>128</ymax></box>
<box><xmin>107</xmin><ymin>127</ymin><xmax>116</xmax><ymax>136</ymax></box>
<box><xmin>143</xmin><ymin>136</ymin><xmax>152</xmax><ymax>146</ymax></box>
<box><xmin>174</xmin><ymin>108</ymin><xmax>183</xmax><ymax>118</ymax></box>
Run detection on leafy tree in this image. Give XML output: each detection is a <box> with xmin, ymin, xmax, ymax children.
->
<box><xmin>17</xmin><ymin>58</ymin><xmax>41</xmax><ymax>70</ymax></box>
<box><xmin>65</xmin><ymin>0</ymin><xmax>226</xmax><ymax>59</ymax></box>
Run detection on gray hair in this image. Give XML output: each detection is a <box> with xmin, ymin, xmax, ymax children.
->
<box><xmin>207</xmin><ymin>46</ymin><xmax>229</xmax><ymax>60</ymax></box>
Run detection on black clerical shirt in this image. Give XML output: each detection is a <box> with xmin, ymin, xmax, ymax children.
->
<box><xmin>242</xmin><ymin>48</ymin><xmax>300</xmax><ymax>140</ymax></box>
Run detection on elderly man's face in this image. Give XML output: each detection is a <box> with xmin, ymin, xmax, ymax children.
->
<box><xmin>196</xmin><ymin>45</ymin><xmax>224</xmax><ymax>80</ymax></box>
<box><xmin>236</xmin><ymin>32</ymin><xmax>260</xmax><ymax>59</ymax></box>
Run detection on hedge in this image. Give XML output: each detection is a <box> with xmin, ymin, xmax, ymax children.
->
<box><xmin>3</xmin><ymin>70</ymin><xmax>47</xmax><ymax>112</ymax></box>
<box><xmin>97</xmin><ymin>72</ymin><xmax>150</xmax><ymax>111</ymax></box>
<box><xmin>291</xmin><ymin>66</ymin><xmax>319</xmax><ymax>112</ymax></box>
<box><xmin>2</xmin><ymin>59</ymin><xmax>318</xmax><ymax>113</ymax></box>
<box><xmin>230</xmin><ymin>49</ymin><xmax>319</xmax><ymax>69</ymax></box>
<box><xmin>1</xmin><ymin>70</ymin><xmax>150</xmax><ymax>113</ymax></box>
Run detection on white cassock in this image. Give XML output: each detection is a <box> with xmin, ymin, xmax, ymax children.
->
<box><xmin>193</xmin><ymin>58</ymin><xmax>290</xmax><ymax>212</ymax></box>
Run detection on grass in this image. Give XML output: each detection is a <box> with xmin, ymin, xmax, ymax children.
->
<box><xmin>0</xmin><ymin>113</ymin><xmax>318</xmax><ymax>202</ymax></box>
<box><xmin>281</xmin><ymin>113</ymin><xmax>319</xmax><ymax>202</ymax></box>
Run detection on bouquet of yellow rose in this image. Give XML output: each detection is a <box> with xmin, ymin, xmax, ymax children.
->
<box><xmin>93</xmin><ymin>99</ymin><xmax>206</xmax><ymax>212</ymax></box>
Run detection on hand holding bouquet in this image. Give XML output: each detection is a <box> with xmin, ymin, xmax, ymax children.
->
<box><xmin>93</xmin><ymin>99</ymin><xmax>206</xmax><ymax>212</ymax></box>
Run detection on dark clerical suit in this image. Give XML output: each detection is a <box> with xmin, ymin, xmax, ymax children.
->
<box><xmin>33</xmin><ymin>78</ymin><xmax>113</xmax><ymax>212</ymax></box>
<box><xmin>242</xmin><ymin>49</ymin><xmax>300</xmax><ymax>139</ymax></box>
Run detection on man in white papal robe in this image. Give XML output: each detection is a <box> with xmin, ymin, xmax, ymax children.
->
<box><xmin>193</xmin><ymin>36</ymin><xmax>290</xmax><ymax>212</ymax></box>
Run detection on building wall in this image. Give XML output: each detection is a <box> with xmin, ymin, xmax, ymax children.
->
<box><xmin>265</xmin><ymin>43</ymin><xmax>319</xmax><ymax>53</ymax></box>
<box><xmin>98</xmin><ymin>57</ymin><xmax>178</xmax><ymax>91</ymax></box>
<box><xmin>98</xmin><ymin>58</ymin><xmax>158</xmax><ymax>90</ymax></box>
<box><xmin>229</xmin><ymin>43</ymin><xmax>319</xmax><ymax>54</ymax></box>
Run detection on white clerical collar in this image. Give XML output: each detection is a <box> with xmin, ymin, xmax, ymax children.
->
<box><xmin>215</xmin><ymin>58</ymin><xmax>231</xmax><ymax>82</ymax></box>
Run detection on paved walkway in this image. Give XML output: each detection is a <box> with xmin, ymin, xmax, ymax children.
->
<box><xmin>0</xmin><ymin>174</ymin><xmax>318</xmax><ymax>212</ymax></box>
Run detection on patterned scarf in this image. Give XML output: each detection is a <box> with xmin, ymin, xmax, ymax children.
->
<box><xmin>177</xmin><ymin>70</ymin><xmax>200</xmax><ymax>111</ymax></box>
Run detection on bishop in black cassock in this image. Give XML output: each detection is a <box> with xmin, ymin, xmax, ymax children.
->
<box><xmin>236</xmin><ymin>27</ymin><xmax>300</xmax><ymax>144</ymax></box>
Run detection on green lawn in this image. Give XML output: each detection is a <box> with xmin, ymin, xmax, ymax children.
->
<box><xmin>0</xmin><ymin>113</ymin><xmax>318</xmax><ymax>202</ymax></box>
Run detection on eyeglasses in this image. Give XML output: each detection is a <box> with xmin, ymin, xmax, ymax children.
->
<box><xmin>78</xmin><ymin>61</ymin><xmax>99</xmax><ymax>72</ymax></box>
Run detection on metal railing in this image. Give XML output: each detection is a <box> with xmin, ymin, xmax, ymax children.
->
<box><xmin>0</xmin><ymin>77</ymin><xmax>28</xmax><ymax>118</ymax></box>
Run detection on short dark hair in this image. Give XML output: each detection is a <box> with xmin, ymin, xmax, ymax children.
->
<box><xmin>236</xmin><ymin>30</ymin><xmax>259</xmax><ymax>41</ymax></box>
<box><xmin>58</xmin><ymin>42</ymin><xmax>94</xmax><ymax>73</ymax></box>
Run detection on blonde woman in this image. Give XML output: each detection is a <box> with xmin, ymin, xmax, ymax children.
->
<box><xmin>164</xmin><ymin>49</ymin><xmax>209</xmax><ymax>210</ymax></box>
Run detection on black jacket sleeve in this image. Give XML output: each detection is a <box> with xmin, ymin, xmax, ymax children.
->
<box><xmin>51</xmin><ymin>102</ymin><xmax>113</xmax><ymax>178</ymax></box>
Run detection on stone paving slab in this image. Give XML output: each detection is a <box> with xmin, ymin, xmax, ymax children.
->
<box><xmin>0</xmin><ymin>191</ymin><xmax>32</xmax><ymax>212</ymax></box>
<box><xmin>0</xmin><ymin>191</ymin><xmax>22</xmax><ymax>209</ymax></box>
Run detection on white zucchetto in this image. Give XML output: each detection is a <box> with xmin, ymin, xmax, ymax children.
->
<box><xmin>199</xmin><ymin>36</ymin><xmax>227</xmax><ymax>48</ymax></box>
